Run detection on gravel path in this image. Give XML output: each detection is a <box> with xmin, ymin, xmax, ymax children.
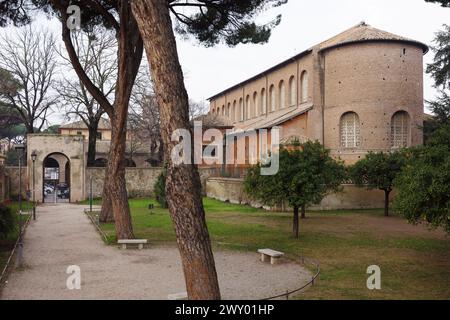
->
<box><xmin>1</xmin><ymin>204</ymin><xmax>311</xmax><ymax>300</ymax></box>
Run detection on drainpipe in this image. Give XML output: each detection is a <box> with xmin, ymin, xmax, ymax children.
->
<box><xmin>321</xmin><ymin>51</ymin><xmax>326</xmax><ymax>146</ymax></box>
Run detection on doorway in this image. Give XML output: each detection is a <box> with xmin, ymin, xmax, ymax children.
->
<box><xmin>42</xmin><ymin>153</ymin><xmax>71</xmax><ymax>203</ymax></box>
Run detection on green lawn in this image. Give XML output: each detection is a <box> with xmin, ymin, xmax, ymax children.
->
<box><xmin>87</xmin><ymin>198</ymin><xmax>449</xmax><ymax>300</ymax></box>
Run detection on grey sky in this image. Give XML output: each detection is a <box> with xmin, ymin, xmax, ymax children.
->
<box><xmin>4</xmin><ymin>0</ymin><xmax>449</xmax><ymax>125</ymax></box>
<box><xmin>176</xmin><ymin>0</ymin><xmax>448</xmax><ymax>109</ymax></box>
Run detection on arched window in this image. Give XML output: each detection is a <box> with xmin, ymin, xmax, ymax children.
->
<box><xmin>279</xmin><ymin>80</ymin><xmax>286</xmax><ymax>109</ymax></box>
<box><xmin>221</xmin><ymin>105</ymin><xmax>225</xmax><ymax>116</ymax></box>
<box><xmin>239</xmin><ymin>98</ymin><xmax>244</xmax><ymax>121</ymax></box>
<box><xmin>227</xmin><ymin>103</ymin><xmax>231</xmax><ymax>117</ymax></box>
<box><xmin>340</xmin><ymin>112</ymin><xmax>361</xmax><ymax>148</ymax></box>
<box><xmin>253</xmin><ymin>92</ymin><xmax>258</xmax><ymax>118</ymax></box>
<box><xmin>269</xmin><ymin>85</ymin><xmax>275</xmax><ymax>112</ymax></box>
<box><xmin>245</xmin><ymin>95</ymin><xmax>251</xmax><ymax>120</ymax></box>
<box><xmin>301</xmin><ymin>71</ymin><xmax>309</xmax><ymax>103</ymax></box>
<box><xmin>289</xmin><ymin>76</ymin><xmax>296</xmax><ymax>106</ymax></box>
<box><xmin>261</xmin><ymin>88</ymin><xmax>266</xmax><ymax>115</ymax></box>
<box><xmin>232</xmin><ymin>100</ymin><xmax>237</xmax><ymax>122</ymax></box>
<box><xmin>391</xmin><ymin>111</ymin><xmax>410</xmax><ymax>148</ymax></box>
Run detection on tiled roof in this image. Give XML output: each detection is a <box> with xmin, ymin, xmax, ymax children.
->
<box><xmin>192</xmin><ymin>113</ymin><xmax>234</xmax><ymax>128</ymax></box>
<box><xmin>318</xmin><ymin>22</ymin><xmax>428</xmax><ymax>53</ymax></box>
<box><xmin>60</xmin><ymin>117</ymin><xmax>111</xmax><ymax>130</ymax></box>
<box><xmin>228</xmin><ymin>103</ymin><xmax>313</xmax><ymax>133</ymax></box>
<box><xmin>208</xmin><ymin>22</ymin><xmax>428</xmax><ymax>100</ymax></box>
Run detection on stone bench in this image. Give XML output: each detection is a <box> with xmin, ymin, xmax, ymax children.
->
<box><xmin>168</xmin><ymin>292</ymin><xmax>188</xmax><ymax>300</ymax></box>
<box><xmin>258</xmin><ymin>248</ymin><xmax>284</xmax><ymax>265</ymax></box>
<box><xmin>118</xmin><ymin>239</ymin><xmax>148</xmax><ymax>250</ymax></box>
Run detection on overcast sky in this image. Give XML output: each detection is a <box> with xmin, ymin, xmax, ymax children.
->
<box><xmin>176</xmin><ymin>0</ymin><xmax>449</xmax><ymax>106</ymax></box>
<box><xmin>5</xmin><ymin>0</ymin><xmax>450</xmax><ymax>125</ymax></box>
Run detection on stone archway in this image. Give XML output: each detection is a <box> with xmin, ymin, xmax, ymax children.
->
<box><xmin>42</xmin><ymin>153</ymin><xmax>71</xmax><ymax>203</ymax></box>
<box><xmin>27</xmin><ymin>134</ymin><xmax>86</xmax><ymax>203</ymax></box>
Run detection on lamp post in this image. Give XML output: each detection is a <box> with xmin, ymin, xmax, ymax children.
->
<box><xmin>15</xmin><ymin>144</ymin><xmax>25</xmax><ymax>266</ymax></box>
<box><xmin>31</xmin><ymin>150</ymin><xmax>37</xmax><ymax>220</ymax></box>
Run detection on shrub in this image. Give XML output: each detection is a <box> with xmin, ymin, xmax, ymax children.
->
<box><xmin>244</xmin><ymin>141</ymin><xmax>346</xmax><ymax>238</ymax></box>
<box><xmin>154</xmin><ymin>170</ymin><xmax>168</xmax><ymax>208</ymax></box>
<box><xmin>0</xmin><ymin>203</ymin><xmax>16</xmax><ymax>239</ymax></box>
<box><xmin>394</xmin><ymin>124</ymin><xmax>450</xmax><ymax>234</ymax></box>
<box><xmin>349</xmin><ymin>151</ymin><xmax>406</xmax><ymax>217</ymax></box>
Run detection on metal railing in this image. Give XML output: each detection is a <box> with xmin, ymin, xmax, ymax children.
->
<box><xmin>262</xmin><ymin>256</ymin><xmax>320</xmax><ymax>300</ymax></box>
<box><xmin>213</xmin><ymin>241</ymin><xmax>321</xmax><ymax>300</ymax></box>
<box><xmin>84</xmin><ymin>209</ymin><xmax>109</xmax><ymax>243</ymax></box>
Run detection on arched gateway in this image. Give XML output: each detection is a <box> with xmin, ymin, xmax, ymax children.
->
<box><xmin>27</xmin><ymin>134</ymin><xmax>86</xmax><ymax>203</ymax></box>
<box><xmin>42</xmin><ymin>153</ymin><xmax>71</xmax><ymax>203</ymax></box>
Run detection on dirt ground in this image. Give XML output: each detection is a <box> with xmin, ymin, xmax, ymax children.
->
<box><xmin>0</xmin><ymin>204</ymin><xmax>311</xmax><ymax>300</ymax></box>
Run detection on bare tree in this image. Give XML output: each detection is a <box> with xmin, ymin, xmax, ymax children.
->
<box><xmin>57</xmin><ymin>27</ymin><xmax>117</xmax><ymax>167</ymax></box>
<box><xmin>0</xmin><ymin>26</ymin><xmax>58</xmax><ymax>133</ymax></box>
<box><xmin>189</xmin><ymin>99</ymin><xmax>209</xmax><ymax>120</ymax></box>
<box><xmin>129</xmin><ymin>82</ymin><xmax>164</xmax><ymax>166</ymax></box>
<box><xmin>46</xmin><ymin>1</ymin><xmax>144</xmax><ymax>234</ymax></box>
<box><xmin>127</xmin><ymin>95</ymin><xmax>208</xmax><ymax>168</ymax></box>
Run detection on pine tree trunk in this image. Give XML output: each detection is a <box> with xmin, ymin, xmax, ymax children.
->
<box><xmin>293</xmin><ymin>206</ymin><xmax>299</xmax><ymax>239</ymax></box>
<box><xmin>87</xmin><ymin>124</ymin><xmax>98</xmax><ymax>167</ymax></box>
<box><xmin>132</xmin><ymin>0</ymin><xmax>221</xmax><ymax>300</ymax></box>
<box><xmin>107</xmin><ymin>115</ymin><xmax>133</xmax><ymax>238</ymax></box>
<box><xmin>384</xmin><ymin>190</ymin><xmax>391</xmax><ymax>217</ymax></box>
<box><xmin>99</xmin><ymin>166</ymin><xmax>114</xmax><ymax>223</ymax></box>
<box><xmin>54</xmin><ymin>1</ymin><xmax>141</xmax><ymax>233</ymax></box>
<box><xmin>99</xmin><ymin>2</ymin><xmax>143</xmax><ymax>236</ymax></box>
<box><xmin>301</xmin><ymin>204</ymin><xmax>306</xmax><ymax>219</ymax></box>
